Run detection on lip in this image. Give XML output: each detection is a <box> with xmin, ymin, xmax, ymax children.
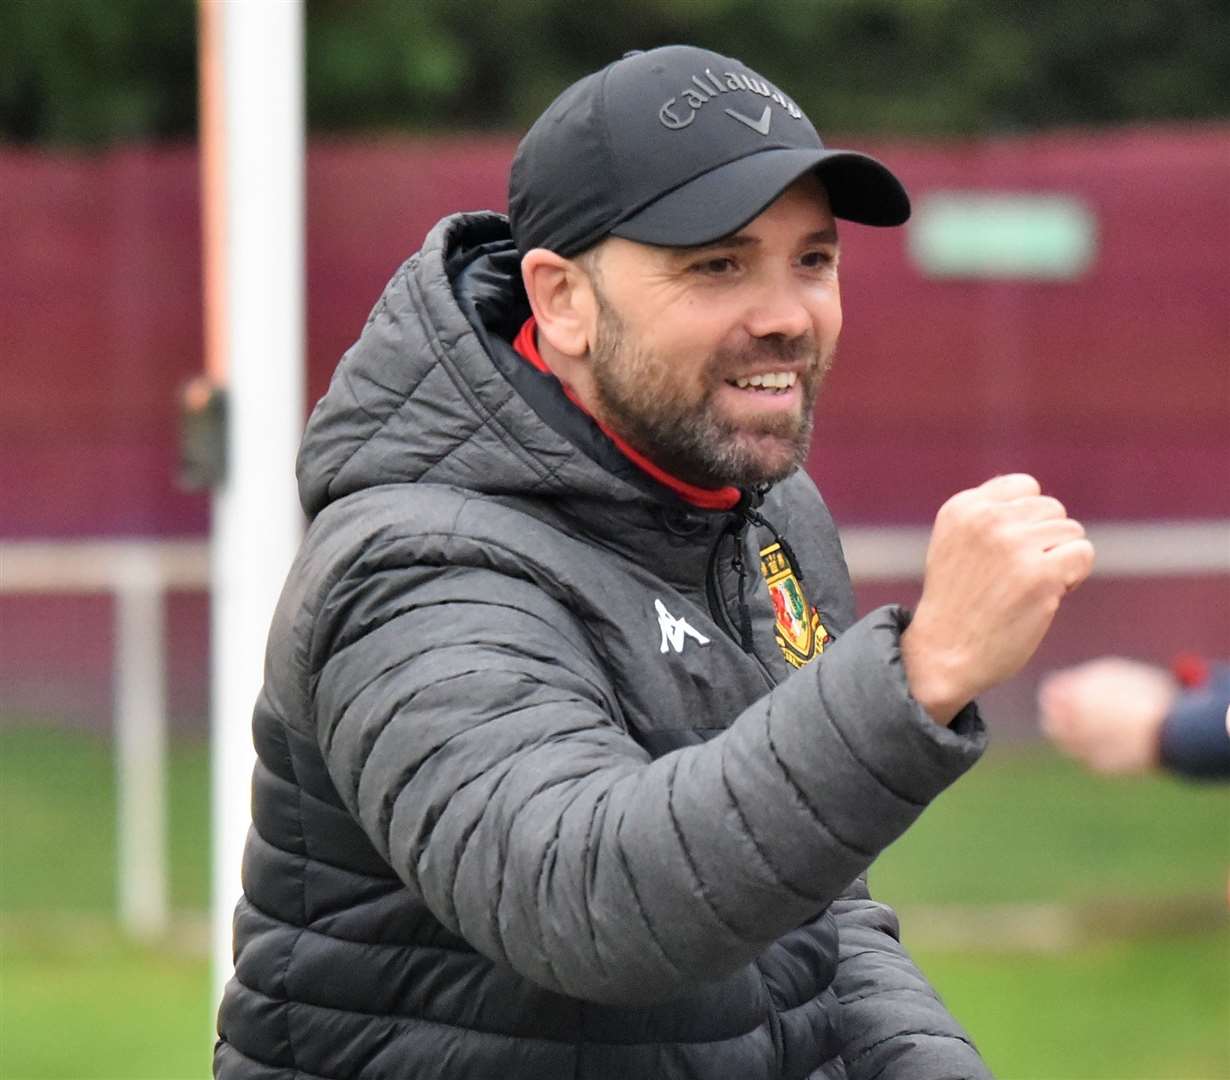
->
<box><xmin>717</xmin><ymin>380</ymin><xmax>804</xmax><ymax>411</ymax></box>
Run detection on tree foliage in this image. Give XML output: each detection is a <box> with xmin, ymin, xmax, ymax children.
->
<box><xmin>3</xmin><ymin>0</ymin><xmax>1229</xmax><ymax>146</ymax></box>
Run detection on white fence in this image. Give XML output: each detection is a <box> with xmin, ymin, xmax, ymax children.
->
<box><xmin>1</xmin><ymin>520</ymin><xmax>1227</xmax><ymax>939</ymax></box>
<box><xmin>1</xmin><ymin>539</ymin><xmax>207</xmax><ymax>939</ymax></box>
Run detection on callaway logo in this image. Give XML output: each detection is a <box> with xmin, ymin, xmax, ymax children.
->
<box><xmin>658</xmin><ymin>67</ymin><xmax>803</xmax><ymax>131</ymax></box>
<box><xmin>655</xmin><ymin>599</ymin><xmax>710</xmax><ymax>654</ymax></box>
<box><xmin>725</xmin><ymin>105</ymin><xmax>772</xmax><ymax>135</ymax></box>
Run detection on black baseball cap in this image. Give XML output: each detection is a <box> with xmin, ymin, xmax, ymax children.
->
<box><xmin>508</xmin><ymin>44</ymin><xmax>910</xmax><ymax>258</ymax></box>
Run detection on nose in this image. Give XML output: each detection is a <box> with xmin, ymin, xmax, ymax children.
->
<box><xmin>742</xmin><ymin>278</ymin><xmax>813</xmax><ymax>341</ymax></box>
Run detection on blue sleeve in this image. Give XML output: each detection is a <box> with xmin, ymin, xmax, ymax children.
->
<box><xmin>1158</xmin><ymin>664</ymin><xmax>1230</xmax><ymax>780</ymax></box>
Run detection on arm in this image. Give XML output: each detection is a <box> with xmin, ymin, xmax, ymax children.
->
<box><xmin>1158</xmin><ymin>664</ymin><xmax>1230</xmax><ymax>780</ymax></box>
<box><xmin>311</xmin><ymin>551</ymin><xmax>984</xmax><ymax>1007</ymax></box>
<box><xmin>831</xmin><ymin>876</ymin><xmax>992</xmax><ymax>1080</ymax></box>
<box><xmin>1038</xmin><ymin>657</ymin><xmax>1178</xmax><ymax>774</ymax></box>
<box><xmin>1038</xmin><ymin>657</ymin><xmax>1230</xmax><ymax>779</ymax></box>
<box><xmin>827</xmin><ymin>473</ymin><xmax>1090</xmax><ymax>1076</ymax></box>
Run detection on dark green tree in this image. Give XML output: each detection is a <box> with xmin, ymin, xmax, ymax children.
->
<box><xmin>3</xmin><ymin>0</ymin><xmax>1228</xmax><ymax>146</ymax></box>
<box><xmin>1</xmin><ymin>0</ymin><xmax>197</xmax><ymax>145</ymax></box>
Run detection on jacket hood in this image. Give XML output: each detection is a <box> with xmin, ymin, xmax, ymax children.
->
<box><xmin>297</xmin><ymin>212</ymin><xmax>658</xmax><ymax>520</ymax></box>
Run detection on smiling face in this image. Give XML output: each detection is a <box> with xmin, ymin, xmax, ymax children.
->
<box><xmin>573</xmin><ymin>173</ymin><xmax>843</xmax><ymax>489</ymax></box>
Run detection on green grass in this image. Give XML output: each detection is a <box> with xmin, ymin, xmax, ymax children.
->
<box><xmin>1</xmin><ymin>726</ymin><xmax>1228</xmax><ymax>1079</ymax></box>
<box><xmin>0</xmin><ymin>726</ymin><xmax>210</xmax><ymax>912</ymax></box>
<box><xmin>920</xmin><ymin>930</ymin><xmax>1230</xmax><ymax>1079</ymax></box>
<box><xmin>872</xmin><ymin>744</ymin><xmax>1230</xmax><ymax>1078</ymax></box>
<box><xmin>872</xmin><ymin>742</ymin><xmax>1230</xmax><ymax>906</ymax></box>
<box><xmin>0</xmin><ymin>919</ymin><xmax>211</xmax><ymax>1080</ymax></box>
<box><xmin>1</xmin><ymin>727</ymin><xmax>213</xmax><ymax>1079</ymax></box>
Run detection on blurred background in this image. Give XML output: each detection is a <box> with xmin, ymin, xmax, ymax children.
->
<box><xmin>1</xmin><ymin>1</ymin><xmax>1227</xmax><ymax>1077</ymax></box>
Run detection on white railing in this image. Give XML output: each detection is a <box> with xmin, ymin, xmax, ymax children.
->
<box><xmin>1</xmin><ymin>539</ymin><xmax>207</xmax><ymax>939</ymax></box>
<box><xmin>1</xmin><ymin>519</ymin><xmax>1227</xmax><ymax>940</ymax></box>
<box><xmin>840</xmin><ymin>519</ymin><xmax>1230</xmax><ymax>580</ymax></box>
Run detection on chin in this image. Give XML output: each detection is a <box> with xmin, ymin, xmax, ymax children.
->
<box><xmin>722</xmin><ymin>440</ymin><xmax>806</xmax><ymax>488</ymax></box>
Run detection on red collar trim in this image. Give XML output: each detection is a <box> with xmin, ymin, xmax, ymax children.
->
<box><xmin>512</xmin><ymin>317</ymin><xmax>741</xmax><ymax>511</ymax></box>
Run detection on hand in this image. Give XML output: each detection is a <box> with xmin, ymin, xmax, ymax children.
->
<box><xmin>901</xmin><ymin>474</ymin><xmax>1095</xmax><ymax>725</ymax></box>
<box><xmin>1038</xmin><ymin>657</ymin><xmax>1177</xmax><ymax>773</ymax></box>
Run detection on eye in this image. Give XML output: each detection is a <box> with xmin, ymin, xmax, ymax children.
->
<box><xmin>689</xmin><ymin>255</ymin><xmax>738</xmax><ymax>276</ymax></box>
<box><xmin>799</xmin><ymin>248</ymin><xmax>838</xmax><ymax>271</ymax></box>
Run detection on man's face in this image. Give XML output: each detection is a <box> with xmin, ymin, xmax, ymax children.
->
<box><xmin>581</xmin><ymin>174</ymin><xmax>842</xmax><ymax>490</ymax></box>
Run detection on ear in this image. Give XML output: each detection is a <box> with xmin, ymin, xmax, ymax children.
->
<box><xmin>520</xmin><ymin>248</ymin><xmax>596</xmax><ymax>358</ymax></box>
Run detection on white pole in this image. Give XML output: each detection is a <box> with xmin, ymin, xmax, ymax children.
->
<box><xmin>114</xmin><ymin>553</ymin><xmax>168</xmax><ymax>939</ymax></box>
<box><xmin>208</xmin><ymin>0</ymin><xmax>305</xmax><ymax>1013</ymax></box>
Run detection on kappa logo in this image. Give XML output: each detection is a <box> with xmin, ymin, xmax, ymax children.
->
<box><xmin>655</xmin><ymin>599</ymin><xmax>710</xmax><ymax>654</ymax></box>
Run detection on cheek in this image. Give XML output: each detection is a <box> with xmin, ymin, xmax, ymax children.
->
<box><xmin>643</xmin><ymin>321</ymin><xmax>724</xmax><ymax>378</ymax></box>
<box><xmin>811</xmin><ymin>288</ymin><xmax>842</xmax><ymax>341</ymax></box>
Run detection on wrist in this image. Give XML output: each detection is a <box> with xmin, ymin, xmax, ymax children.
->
<box><xmin>900</xmin><ymin>624</ymin><xmax>967</xmax><ymax>726</ymax></box>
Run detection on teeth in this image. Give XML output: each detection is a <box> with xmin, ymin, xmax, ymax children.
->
<box><xmin>732</xmin><ymin>372</ymin><xmax>797</xmax><ymax>390</ymax></box>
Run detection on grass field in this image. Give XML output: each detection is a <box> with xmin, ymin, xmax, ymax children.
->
<box><xmin>1</xmin><ymin>725</ymin><xmax>1227</xmax><ymax>1079</ymax></box>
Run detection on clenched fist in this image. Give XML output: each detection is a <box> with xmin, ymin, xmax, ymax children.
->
<box><xmin>1038</xmin><ymin>658</ymin><xmax>1177</xmax><ymax>773</ymax></box>
<box><xmin>901</xmin><ymin>474</ymin><xmax>1095</xmax><ymax>725</ymax></box>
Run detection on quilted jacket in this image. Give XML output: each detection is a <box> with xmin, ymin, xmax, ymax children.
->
<box><xmin>214</xmin><ymin>212</ymin><xmax>993</xmax><ymax>1079</ymax></box>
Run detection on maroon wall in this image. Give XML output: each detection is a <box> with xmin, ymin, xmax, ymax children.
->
<box><xmin>2</xmin><ymin>126</ymin><xmax>1227</xmax><ymax>540</ymax></box>
<box><xmin>810</xmin><ymin>127</ymin><xmax>1230</xmax><ymax>526</ymax></box>
<box><xmin>2</xmin><ymin>128</ymin><xmax>1227</xmax><ymax>731</ymax></box>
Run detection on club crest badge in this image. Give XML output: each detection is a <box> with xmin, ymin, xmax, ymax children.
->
<box><xmin>759</xmin><ymin>541</ymin><xmax>830</xmax><ymax>668</ymax></box>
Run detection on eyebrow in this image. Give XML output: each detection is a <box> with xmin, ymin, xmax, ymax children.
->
<box><xmin>669</xmin><ymin>226</ymin><xmax>840</xmax><ymax>256</ymax></box>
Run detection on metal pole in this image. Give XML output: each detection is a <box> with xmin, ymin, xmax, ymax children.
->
<box><xmin>114</xmin><ymin>554</ymin><xmax>168</xmax><ymax>939</ymax></box>
<box><xmin>206</xmin><ymin>0</ymin><xmax>305</xmax><ymax>1013</ymax></box>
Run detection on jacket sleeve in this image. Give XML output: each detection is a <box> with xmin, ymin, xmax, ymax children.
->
<box><xmin>1158</xmin><ymin>663</ymin><xmax>1230</xmax><ymax>780</ymax></box>
<box><xmin>831</xmin><ymin>875</ymin><xmax>993</xmax><ymax>1079</ymax></box>
<box><xmin>309</xmin><ymin>547</ymin><xmax>986</xmax><ymax>1006</ymax></box>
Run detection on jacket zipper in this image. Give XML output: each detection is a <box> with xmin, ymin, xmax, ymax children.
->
<box><xmin>704</xmin><ymin>512</ymin><xmax>774</xmax><ymax>682</ymax></box>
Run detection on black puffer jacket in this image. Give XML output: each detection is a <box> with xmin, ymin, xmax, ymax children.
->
<box><xmin>215</xmin><ymin>213</ymin><xmax>992</xmax><ymax>1079</ymax></box>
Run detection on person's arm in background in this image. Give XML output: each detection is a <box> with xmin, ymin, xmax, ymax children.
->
<box><xmin>1039</xmin><ymin>657</ymin><xmax>1230</xmax><ymax>780</ymax></box>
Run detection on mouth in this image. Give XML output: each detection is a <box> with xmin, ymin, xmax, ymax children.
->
<box><xmin>725</xmin><ymin>370</ymin><xmax>799</xmax><ymax>394</ymax></box>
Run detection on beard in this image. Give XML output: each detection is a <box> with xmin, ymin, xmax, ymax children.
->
<box><xmin>587</xmin><ymin>287</ymin><xmax>833</xmax><ymax>490</ymax></box>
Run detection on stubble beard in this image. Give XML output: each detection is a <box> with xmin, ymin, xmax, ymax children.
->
<box><xmin>587</xmin><ymin>288</ymin><xmax>832</xmax><ymax>490</ymax></box>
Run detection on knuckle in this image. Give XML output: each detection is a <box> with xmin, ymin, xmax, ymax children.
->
<box><xmin>1077</xmin><ymin>538</ymin><xmax>1096</xmax><ymax>569</ymax></box>
<box><xmin>941</xmin><ymin>489</ymin><xmax>974</xmax><ymax>516</ymax></box>
<box><xmin>967</xmin><ymin>500</ymin><xmax>999</xmax><ymax>530</ymax></box>
<box><xmin>939</xmin><ymin>499</ymin><xmax>976</xmax><ymax>533</ymax></box>
<box><xmin>994</xmin><ymin>514</ymin><xmax>1025</xmax><ymax>548</ymax></box>
<box><xmin>1010</xmin><ymin>472</ymin><xmax>1042</xmax><ymax>496</ymax></box>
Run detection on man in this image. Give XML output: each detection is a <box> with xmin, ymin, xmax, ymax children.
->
<box><xmin>215</xmin><ymin>45</ymin><xmax>1093</xmax><ymax>1079</ymax></box>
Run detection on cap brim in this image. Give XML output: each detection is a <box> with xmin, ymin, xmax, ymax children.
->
<box><xmin>609</xmin><ymin>147</ymin><xmax>910</xmax><ymax>248</ymax></box>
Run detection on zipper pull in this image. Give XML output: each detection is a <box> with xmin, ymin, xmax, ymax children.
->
<box><xmin>731</xmin><ymin>523</ymin><xmax>753</xmax><ymax>651</ymax></box>
<box><xmin>745</xmin><ymin>508</ymin><xmax>805</xmax><ymax>584</ymax></box>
